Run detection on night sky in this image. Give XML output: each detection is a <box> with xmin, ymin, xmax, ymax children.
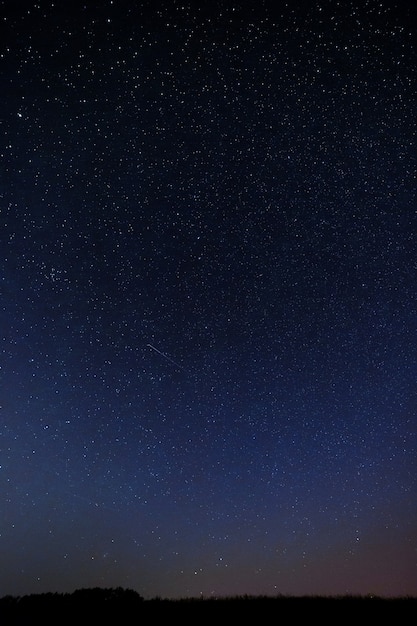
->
<box><xmin>1</xmin><ymin>0</ymin><xmax>416</xmax><ymax>600</ymax></box>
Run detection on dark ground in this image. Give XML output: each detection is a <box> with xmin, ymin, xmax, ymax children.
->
<box><xmin>0</xmin><ymin>588</ymin><xmax>415</xmax><ymax>624</ymax></box>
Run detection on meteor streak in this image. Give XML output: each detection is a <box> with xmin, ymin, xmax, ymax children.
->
<box><xmin>147</xmin><ymin>343</ymin><xmax>184</xmax><ymax>369</ymax></box>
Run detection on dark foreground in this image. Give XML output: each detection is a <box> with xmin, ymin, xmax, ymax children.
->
<box><xmin>1</xmin><ymin>588</ymin><xmax>415</xmax><ymax>624</ymax></box>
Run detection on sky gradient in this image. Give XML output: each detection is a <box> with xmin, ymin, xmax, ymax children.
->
<box><xmin>1</xmin><ymin>0</ymin><xmax>416</xmax><ymax>599</ymax></box>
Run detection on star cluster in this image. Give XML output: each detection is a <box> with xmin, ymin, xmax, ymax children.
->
<box><xmin>0</xmin><ymin>0</ymin><xmax>416</xmax><ymax>599</ymax></box>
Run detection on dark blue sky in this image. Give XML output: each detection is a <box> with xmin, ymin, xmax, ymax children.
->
<box><xmin>1</xmin><ymin>0</ymin><xmax>416</xmax><ymax>598</ymax></box>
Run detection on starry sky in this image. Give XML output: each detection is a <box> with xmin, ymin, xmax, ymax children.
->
<box><xmin>1</xmin><ymin>0</ymin><xmax>416</xmax><ymax>600</ymax></box>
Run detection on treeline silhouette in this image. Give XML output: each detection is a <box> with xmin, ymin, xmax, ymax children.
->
<box><xmin>1</xmin><ymin>587</ymin><xmax>415</xmax><ymax>624</ymax></box>
<box><xmin>0</xmin><ymin>587</ymin><xmax>142</xmax><ymax>624</ymax></box>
